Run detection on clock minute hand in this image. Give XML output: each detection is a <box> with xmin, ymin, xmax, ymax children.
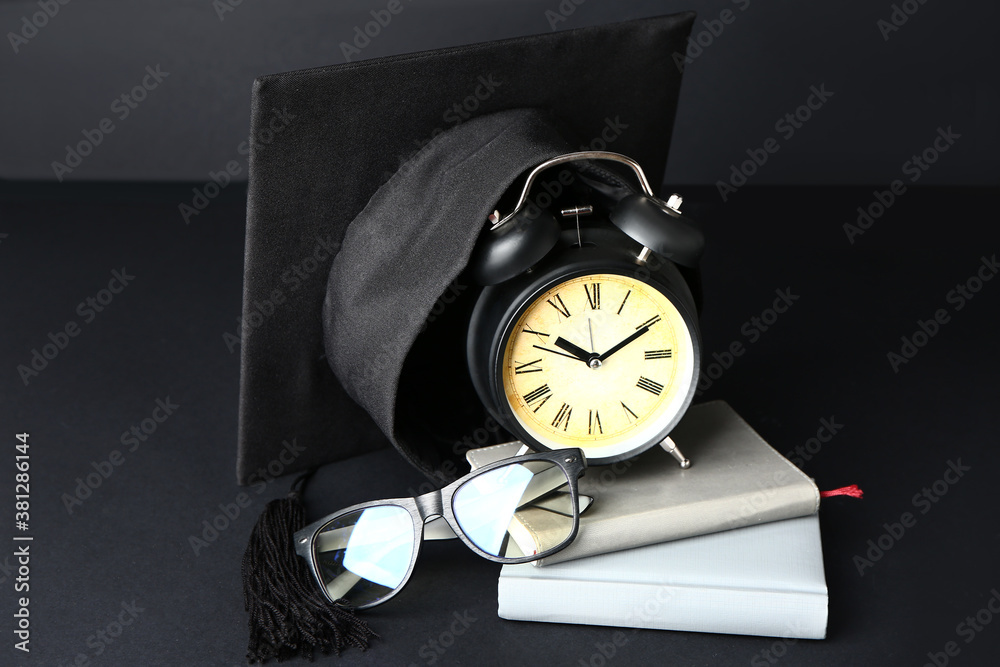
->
<box><xmin>553</xmin><ymin>337</ymin><xmax>592</xmax><ymax>363</ymax></box>
<box><xmin>597</xmin><ymin>327</ymin><xmax>650</xmax><ymax>362</ymax></box>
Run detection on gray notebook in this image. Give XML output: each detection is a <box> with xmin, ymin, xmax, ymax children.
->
<box><xmin>467</xmin><ymin>400</ymin><xmax>820</xmax><ymax>566</ymax></box>
<box><xmin>498</xmin><ymin>514</ymin><xmax>828</xmax><ymax>639</ymax></box>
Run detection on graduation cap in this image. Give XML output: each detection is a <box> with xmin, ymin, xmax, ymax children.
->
<box><xmin>236</xmin><ymin>14</ymin><xmax>698</xmax><ymax>661</ymax></box>
<box><xmin>236</xmin><ymin>12</ymin><xmax>697</xmax><ymax>488</ymax></box>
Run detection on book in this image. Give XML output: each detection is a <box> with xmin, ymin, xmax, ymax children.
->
<box><xmin>497</xmin><ymin>514</ymin><xmax>829</xmax><ymax>639</ymax></box>
<box><xmin>479</xmin><ymin>400</ymin><xmax>820</xmax><ymax>566</ymax></box>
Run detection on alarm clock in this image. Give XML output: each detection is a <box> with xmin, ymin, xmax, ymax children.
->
<box><xmin>466</xmin><ymin>152</ymin><xmax>705</xmax><ymax>466</ymax></box>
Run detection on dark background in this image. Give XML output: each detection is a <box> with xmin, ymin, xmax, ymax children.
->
<box><xmin>0</xmin><ymin>0</ymin><xmax>997</xmax><ymax>185</ymax></box>
<box><xmin>1</xmin><ymin>1</ymin><xmax>998</xmax><ymax>666</ymax></box>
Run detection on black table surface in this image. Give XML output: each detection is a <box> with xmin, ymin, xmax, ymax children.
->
<box><xmin>1</xmin><ymin>182</ymin><xmax>998</xmax><ymax>666</ymax></box>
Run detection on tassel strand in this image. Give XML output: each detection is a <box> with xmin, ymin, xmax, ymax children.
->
<box><xmin>242</xmin><ymin>471</ymin><xmax>378</xmax><ymax>662</ymax></box>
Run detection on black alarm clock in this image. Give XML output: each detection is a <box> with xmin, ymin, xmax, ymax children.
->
<box><xmin>466</xmin><ymin>152</ymin><xmax>704</xmax><ymax>466</ymax></box>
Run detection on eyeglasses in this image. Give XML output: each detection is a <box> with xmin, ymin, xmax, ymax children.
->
<box><xmin>293</xmin><ymin>448</ymin><xmax>587</xmax><ymax>609</ymax></box>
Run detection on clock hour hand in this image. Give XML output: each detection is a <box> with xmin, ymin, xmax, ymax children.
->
<box><xmin>597</xmin><ymin>327</ymin><xmax>650</xmax><ymax>362</ymax></box>
<box><xmin>533</xmin><ymin>344</ymin><xmax>584</xmax><ymax>362</ymax></box>
<box><xmin>554</xmin><ymin>337</ymin><xmax>592</xmax><ymax>363</ymax></box>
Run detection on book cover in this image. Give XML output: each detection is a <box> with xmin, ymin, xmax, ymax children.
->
<box><xmin>498</xmin><ymin>514</ymin><xmax>828</xmax><ymax>639</ymax></box>
<box><xmin>521</xmin><ymin>400</ymin><xmax>820</xmax><ymax>565</ymax></box>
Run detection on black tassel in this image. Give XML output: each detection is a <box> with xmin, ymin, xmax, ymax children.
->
<box><xmin>242</xmin><ymin>471</ymin><xmax>379</xmax><ymax>663</ymax></box>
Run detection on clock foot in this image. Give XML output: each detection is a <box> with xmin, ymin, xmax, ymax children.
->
<box><xmin>660</xmin><ymin>436</ymin><xmax>691</xmax><ymax>469</ymax></box>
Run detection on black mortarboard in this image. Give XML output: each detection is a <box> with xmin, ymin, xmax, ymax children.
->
<box><xmin>236</xmin><ymin>13</ymin><xmax>696</xmax><ymax>484</ymax></box>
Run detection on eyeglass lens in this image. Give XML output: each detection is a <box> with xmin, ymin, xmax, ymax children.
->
<box><xmin>313</xmin><ymin>504</ymin><xmax>415</xmax><ymax>607</ymax></box>
<box><xmin>311</xmin><ymin>459</ymin><xmax>575</xmax><ymax>607</ymax></box>
<box><xmin>452</xmin><ymin>460</ymin><xmax>574</xmax><ymax>558</ymax></box>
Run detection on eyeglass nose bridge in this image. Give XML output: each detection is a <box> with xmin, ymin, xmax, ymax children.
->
<box><xmin>414</xmin><ymin>488</ymin><xmax>444</xmax><ymax>522</ymax></box>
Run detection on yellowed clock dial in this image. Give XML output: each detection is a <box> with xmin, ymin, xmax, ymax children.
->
<box><xmin>501</xmin><ymin>273</ymin><xmax>695</xmax><ymax>458</ymax></box>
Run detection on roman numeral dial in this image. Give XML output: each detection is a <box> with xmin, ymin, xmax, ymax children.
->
<box><xmin>501</xmin><ymin>272</ymin><xmax>694</xmax><ymax>457</ymax></box>
<box><xmin>547</xmin><ymin>294</ymin><xmax>571</xmax><ymax>319</ymax></box>
<box><xmin>636</xmin><ymin>376</ymin><xmax>664</xmax><ymax>395</ymax></box>
<box><xmin>514</xmin><ymin>359</ymin><xmax>543</xmax><ymax>374</ymax></box>
<box><xmin>584</xmin><ymin>283</ymin><xmax>601</xmax><ymax>310</ymax></box>
<box><xmin>588</xmin><ymin>409</ymin><xmax>603</xmax><ymax>435</ymax></box>
<box><xmin>551</xmin><ymin>403</ymin><xmax>572</xmax><ymax>430</ymax></box>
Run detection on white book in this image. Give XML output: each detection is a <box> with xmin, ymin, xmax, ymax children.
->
<box><xmin>498</xmin><ymin>514</ymin><xmax>828</xmax><ymax>639</ymax></box>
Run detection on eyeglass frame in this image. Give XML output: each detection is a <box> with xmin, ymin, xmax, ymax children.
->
<box><xmin>293</xmin><ymin>447</ymin><xmax>587</xmax><ymax>609</ymax></box>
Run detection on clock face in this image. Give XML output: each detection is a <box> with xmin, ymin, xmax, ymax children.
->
<box><xmin>500</xmin><ymin>272</ymin><xmax>696</xmax><ymax>461</ymax></box>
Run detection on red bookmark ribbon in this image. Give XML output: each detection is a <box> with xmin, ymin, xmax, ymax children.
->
<box><xmin>820</xmin><ymin>484</ymin><xmax>864</xmax><ymax>499</ymax></box>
